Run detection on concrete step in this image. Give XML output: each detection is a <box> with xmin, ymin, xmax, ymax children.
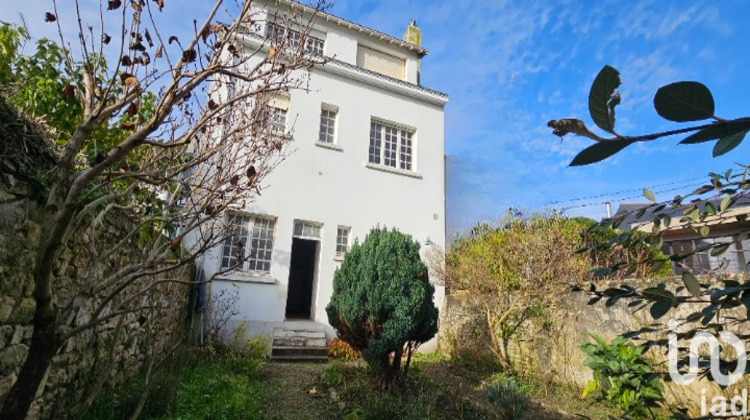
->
<box><xmin>272</xmin><ymin>329</ymin><xmax>325</xmax><ymax>339</ymax></box>
<box><xmin>272</xmin><ymin>337</ymin><xmax>326</xmax><ymax>348</ymax></box>
<box><xmin>270</xmin><ymin>354</ymin><xmax>327</xmax><ymax>363</ymax></box>
<box><xmin>271</xmin><ymin>327</ymin><xmax>327</xmax><ymax>362</ymax></box>
<box><xmin>271</xmin><ymin>346</ymin><xmax>328</xmax><ymax>358</ymax></box>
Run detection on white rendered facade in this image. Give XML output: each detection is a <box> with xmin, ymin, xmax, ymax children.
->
<box><xmin>201</xmin><ymin>1</ymin><xmax>448</xmax><ymax>348</ymax></box>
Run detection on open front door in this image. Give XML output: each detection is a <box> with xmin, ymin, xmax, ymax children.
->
<box><xmin>285</xmin><ymin>237</ymin><xmax>318</xmax><ymax>319</ymax></box>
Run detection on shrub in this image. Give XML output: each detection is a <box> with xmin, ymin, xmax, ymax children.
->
<box><xmin>485</xmin><ymin>374</ymin><xmax>533</xmax><ymax>420</ymax></box>
<box><xmin>326</xmin><ymin>227</ymin><xmax>438</xmax><ymax>382</ymax></box>
<box><xmin>580</xmin><ymin>334</ymin><xmax>663</xmax><ymax>417</ymax></box>
<box><xmin>328</xmin><ymin>338</ymin><xmax>361</xmax><ymax>361</ymax></box>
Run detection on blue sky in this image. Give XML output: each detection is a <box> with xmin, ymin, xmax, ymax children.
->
<box><xmin>8</xmin><ymin>1</ymin><xmax>750</xmax><ymax>239</ymax></box>
<box><xmin>331</xmin><ymin>0</ymin><xmax>750</xmax><ymax>238</ymax></box>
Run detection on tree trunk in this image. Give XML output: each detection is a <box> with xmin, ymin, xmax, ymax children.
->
<box><xmin>0</xmin><ymin>310</ymin><xmax>61</xmax><ymax>419</ymax></box>
<box><xmin>1</xmin><ymin>186</ymin><xmax>67</xmax><ymax>418</ymax></box>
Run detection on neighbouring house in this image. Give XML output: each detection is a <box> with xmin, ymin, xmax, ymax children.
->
<box><xmin>615</xmin><ymin>198</ymin><xmax>750</xmax><ymax>274</ymax></box>
<box><xmin>196</xmin><ymin>0</ymin><xmax>448</xmax><ymax>352</ymax></box>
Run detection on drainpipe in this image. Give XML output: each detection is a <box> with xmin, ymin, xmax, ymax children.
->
<box><xmin>605</xmin><ymin>201</ymin><xmax>612</xmax><ymax>218</ymax></box>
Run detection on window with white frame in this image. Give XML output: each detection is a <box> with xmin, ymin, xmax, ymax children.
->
<box><xmin>293</xmin><ymin>221</ymin><xmax>322</xmax><ymax>239</ymax></box>
<box><xmin>319</xmin><ymin>108</ymin><xmax>337</xmax><ymax>143</ymax></box>
<box><xmin>368</xmin><ymin>120</ymin><xmax>414</xmax><ymax>171</ymax></box>
<box><xmin>266</xmin><ymin>23</ymin><xmax>325</xmax><ymax>55</ymax></box>
<box><xmin>336</xmin><ymin>227</ymin><xmax>350</xmax><ymax>255</ymax></box>
<box><xmin>222</xmin><ymin>215</ymin><xmax>276</xmax><ymax>273</ymax></box>
<box><xmin>268</xmin><ymin>106</ymin><xmax>287</xmax><ymax>133</ymax></box>
<box><xmin>257</xmin><ymin>105</ymin><xmax>287</xmax><ymax>133</ymax></box>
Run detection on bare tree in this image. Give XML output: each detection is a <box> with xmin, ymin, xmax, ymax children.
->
<box><xmin>1</xmin><ymin>0</ymin><xmax>327</xmax><ymax>417</ymax></box>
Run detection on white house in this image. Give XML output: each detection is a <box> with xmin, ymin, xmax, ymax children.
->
<box><xmin>200</xmin><ymin>0</ymin><xmax>448</xmax><ymax>352</ymax></box>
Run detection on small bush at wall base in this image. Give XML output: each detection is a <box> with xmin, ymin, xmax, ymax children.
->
<box><xmin>485</xmin><ymin>374</ymin><xmax>533</xmax><ymax>420</ymax></box>
<box><xmin>580</xmin><ymin>333</ymin><xmax>664</xmax><ymax>418</ymax></box>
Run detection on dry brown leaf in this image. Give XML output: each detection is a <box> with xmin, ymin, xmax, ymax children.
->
<box><xmin>170</xmin><ymin>237</ymin><xmax>182</xmax><ymax>250</ymax></box>
<box><xmin>62</xmin><ymin>85</ymin><xmax>75</xmax><ymax>100</ymax></box>
<box><xmin>120</xmin><ymin>121</ymin><xmax>136</xmax><ymax>131</ymax></box>
<box><xmin>182</xmin><ymin>49</ymin><xmax>197</xmax><ymax>63</ymax></box>
<box><xmin>154</xmin><ymin>0</ymin><xmax>164</xmax><ymax>12</ymax></box>
<box><xmin>120</xmin><ymin>73</ymin><xmax>139</xmax><ymax>87</ymax></box>
<box><xmin>131</xmin><ymin>1</ymin><xmax>142</xmax><ymax>12</ymax></box>
<box><xmin>168</xmin><ymin>35</ymin><xmax>179</xmax><ymax>45</ymax></box>
<box><xmin>107</xmin><ymin>0</ymin><xmax>122</xmax><ymax>10</ymax></box>
<box><xmin>103</xmin><ymin>33</ymin><xmax>112</xmax><ymax>45</ymax></box>
<box><xmin>155</xmin><ymin>46</ymin><xmax>163</xmax><ymax>58</ymax></box>
<box><xmin>126</xmin><ymin>102</ymin><xmax>139</xmax><ymax>116</ymax></box>
<box><xmin>130</xmin><ymin>42</ymin><xmax>146</xmax><ymax>52</ymax></box>
<box><xmin>121</xmin><ymin>56</ymin><xmax>133</xmax><ymax>66</ymax></box>
<box><xmin>144</xmin><ymin>29</ymin><xmax>154</xmax><ymax>47</ymax></box>
<box><xmin>207</xmin><ymin>99</ymin><xmax>217</xmax><ymax>110</ymax></box>
<box><xmin>44</xmin><ymin>12</ymin><xmax>56</xmax><ymax>22</ymax></box>
<box><xmin>268</xmin><ymin>46</ymin><xmax>276</xmax><ymax>59</ymax></box>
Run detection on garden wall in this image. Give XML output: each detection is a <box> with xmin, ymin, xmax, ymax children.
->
<box><xmin>440</xmin><ymin>277</ymin><xmax>750</xmax><ymax>417</ymax></box>
<box><xmin>0</xmin><ymin>167</ymin><xmax>192</xmax><ymax>419</ymax></box>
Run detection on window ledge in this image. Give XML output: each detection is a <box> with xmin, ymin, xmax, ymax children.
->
<box><xmin>333</xmin><ymin>255</ymin><xmax>345</xmax><ymax>262</ymax></box>
<box><xmin>315</xmin><ymin>141</ymin><xmax>343</xmax><ymax>152</ymax></box>
<box><xmin>365</xmin><ymin>163</ymin><xmax>422</xmax><ymax>179</ymax></box>
<box><xmin>215</xmin><ymin>272</ymin><xmax>276</xmax><ymax>284</ymax></box>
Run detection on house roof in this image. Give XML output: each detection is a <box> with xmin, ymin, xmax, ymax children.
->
<box><xmin>275</xmin><ymin>0</ymin><xmax>429</xmax><ymax>57</ymax></box>
<box><xmin>614</xmin><ymin>197</ymin><xmax>750</xmax><ymax>232</ymax></box>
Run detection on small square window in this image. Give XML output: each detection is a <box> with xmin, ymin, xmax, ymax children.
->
<box><xmin>319</xmin><ymin>109</ymin><xmax>336</xmax><ymax>143</ymax></box>
<box><xmin>336</xmin><ymin>227</ymin><xmax>350</xmax><ymax>255</ymax></box>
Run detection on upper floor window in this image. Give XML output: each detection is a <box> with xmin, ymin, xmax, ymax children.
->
<box><xmin>222</xmin><ymin>214</ymin><xmax>276</xmax><ymax>273</ymax></box>
<box><xmin>336</xmin><ymin>226</ymin><xmax>350</xmax><ymax>256</ymax></box>
<box><xmin>356</xmin><ymin>45</ymin><xmax>405</xmax><ymax>81</ymax></box>
<box><xmin>257</xmin><ymin>94</ymin><xmax>289</xmax><ymax>134</ymax></box>
<box><xmin>369</xmin><ymin>120</ymin><xmax>414</xmax><ymax>171</ymax></box>
<box><xmin>319</xmin><ymin>107</ymin><xmax>337</xmax><ymax>143</ymax></box>
<box><xmin>266</xmin><ymin>23</ymin><xmax>325</xmax><ymax>55</ymax></box>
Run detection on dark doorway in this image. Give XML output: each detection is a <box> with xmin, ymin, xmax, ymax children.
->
<box><xmin>285</xmin><ymin>238</ymin><xmax>318</xmax><ymax>319</ymax></box>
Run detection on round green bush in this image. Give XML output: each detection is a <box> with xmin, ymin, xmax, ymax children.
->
<box><xmin>326</xmin><ymin>227</ymin><xmax>438</xmax><ymax>381</ymax></box>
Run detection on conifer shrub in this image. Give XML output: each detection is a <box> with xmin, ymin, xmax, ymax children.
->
<box><xmin>326</xmin><ymin>227</ymin><xmax>438</xmax><ymax>382</ymax></box>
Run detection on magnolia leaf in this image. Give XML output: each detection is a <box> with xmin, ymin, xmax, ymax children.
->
<box><xmin>682</xmin><ymin>271</ymin><xmax>701</xmax><ymax>297</ymax></box>
<box><xmin>720</xmin><ymin>195</ymin><xmax>731</xmax><ymax>212</ymax></box>
<box><xmin>588</xmin><ymin>65</ymin><xmax>621</xmax><ymax>133</ymax></box>
<box><xmin>681</xmin><ymin>120</ymin><xmax>750</xmax><ymax>144</ymax></box>
<box><xmin>654</xmin><ymin>81</ymin><xmax>715</xmax><ymax>122</ymax></box>
<box><xmin>570</xmin><ymin>140</ymin><xmax>632</xmax><ymax>166</ymax></box>
<box><xmin>650</xmin><ymin>300</ymin><xmax>673</xmax><ymax>320</ymax></box>
<box><xmin>643</xmin><ymin>188</ymin><xmax>655</xmax><ymax>202</ymax></box>
<box><xmin>699</xmin><ymin>225</ymin><xmax>710</xmax><ymax>236</ymax></box>
<box><xmin>713</xmin><ymin>129</ymin><xmax>749</xmax><ymax>157</ymax></box>
<box><xmin>710</xmin><ymin>243</ymin><xmax>731</xmax><ymax>257</ymax></box>
<box><xmin>704</xmin><ymin>202</ymin><xmax>717</xmax><ymax>216</ymax></box>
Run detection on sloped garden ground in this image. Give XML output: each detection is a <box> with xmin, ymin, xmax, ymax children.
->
<box><xmin>86</xmin><ymin>348</ymin><xmax>621</xmax><ymax>419</ymax></box>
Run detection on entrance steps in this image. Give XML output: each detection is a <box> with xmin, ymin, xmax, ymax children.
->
<box><xmin>271</xmin><ymin>326</ymin><xmax>327</xmax><ymax>362</ymax></box>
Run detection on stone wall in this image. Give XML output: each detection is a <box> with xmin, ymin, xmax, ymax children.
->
<box><xmin>0</xmin><ymin>170</ymin><xmax>193</xmax><ymax>419</ymax></box>
<box><xmin>439</xmin><ymin>278</ymin><xmax>750</xmax><ymax>417</ymax></box>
